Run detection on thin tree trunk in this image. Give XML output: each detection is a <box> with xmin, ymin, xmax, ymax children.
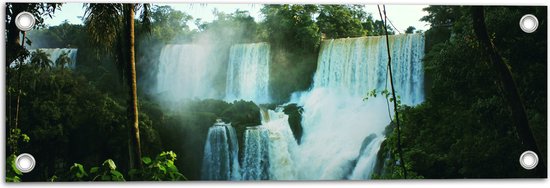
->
<box><xmin>378</xmin><ymin>5</ymin><xmax>407</xmax><ymax>178</ymax></box>
<box><xmin>11</xmin><ymin>31</ymin><xmax>26</xmax><ymax>155</ymax></box>
<box><xmin>15</xmin><ymin>32</ymin><xmax>26</xmax><ymax>131</ymax></box>
<box><xmin>125</xmin><ymin>4</ymin><xmax>142</xmax><ymax>169</ymax></box>
<box><xmin>471</xmin><ymin>6</ymin><xmax>546</xmax><ymax>177</ymax></box>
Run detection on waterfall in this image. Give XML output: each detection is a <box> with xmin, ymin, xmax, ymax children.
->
<box><xmin>225</xmin><ymin>43</ymin><xmax>271</xmax><ymax>103</ymax></box>
<box><xmin>22</xmin><ymin>48</ymin><xmax>78</xmax><ymax>68</ymax></box>
<box><xmin>262</xmin><ymin>106</ymin><xmax>299</xmax><ymax>180</ymax></box>
<box><xmin>314</xmin><ymin>34</ymin><xmax>424</xmax><ymax>105</ymax></box>
<box><xmin>200</xmin><ymin>34</ymin><xmax>425</xmax><ymax>180</ymax></box>
<box><xmin>156</xmin><ymin>44</ymin><xmax>221</xmax><ymax>102</ymax></box>
<box><xmin>201</xmin><ymin>121</ymin><xmax>241</xmax><ymax>180</ymax></box>
<box><xmin>292</xmin><ymin>33</ymin><xmax>425</xmax><ymax>180</ymax></box>
<box><xmin>349</xmin><ymin>135</ymin><xmax>385</xmax><ymax>179</ymax></box>
<box><xmin>240</xmin><ymin>107</ymin><xmax>299</xmax><ymax>181</ymax></box>
<box><xmin>241</xmin><ymin>126</ymin><xmax>270</xmax><ymax>180</ymax></box>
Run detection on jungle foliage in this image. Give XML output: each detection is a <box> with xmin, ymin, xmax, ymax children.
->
<box><xmin>375</xmin><ymin>6</ymin><xmax>547</xmax><ymax>179</ymax></box>
<box><xmin>5</xmin><ymin>3</ymin><xmax>546</xmax><ymax>181</ymax></box>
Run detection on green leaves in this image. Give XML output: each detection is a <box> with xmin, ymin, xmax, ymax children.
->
<box><xmin>29</xmin><ymin>49</ymin><xmax>54</xmax><ymax>72</ymax></box>
<box><xmin>6</xmin><ymin>154</ymin><xmax>22</xmax><ymax>182</ymax></box>
<box><xmin>261</xmin><ymin>4</ymin><xmax>321</xmax><ymax>53</ymax></box>
<box><xmin>130</xmin><ymin>151</ymin><xmax>187</xmax><ymax>181</ymax></box>
<box><xmin>142</xmin><ymin>157</ymin><xmax>152</xmax><ymax>165</ymax></box>
<box><xmin>68</xmin><ymin>163</ymin><xmax>88</xmax><ymax>181</ymax></box>
<box><xmin>62</xmin><ymin>159</ymin><xmax>125</xmax><ymax>181</ymax></box>
<box><xmin>90</xmin><ymin>159</ymin><xmax>125</xmax><ymax>181</ymax></box>
<box><xmin>317</xmin><ymin>5</ymin><xmax>367</xmax><ymax>39</ymax></box>
<box><xmin>103</xmin><ymin>159</ymin><xmax>117</xmax><ymax>170</ymax></box>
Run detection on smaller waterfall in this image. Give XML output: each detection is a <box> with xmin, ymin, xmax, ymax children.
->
<box><xmin>349</xmin><ymin>135</ymin><xmax>385</xmax><ymax>179</ymax></box>
<box><xmin>262</xmin><ymin>106</ymin><xmax>299</xmax><ymax>180</ymax></box>
<box><xmin>225</xmin><ymin>43</ymin><xmax>271</xmax><ymax>103</ymax></box>
<box><xmin>21</xmin><ymin>48</ymin><xmax>78</xmax><ymax>68</ymax></box>
<box><xmin>241</xmin><ymin>126</ymin><xmax>270</xmax><ymax>180</ymax></box>
<box><xmin>201</xmin><ymin>120</ymin><xmax>241</xmax><ymax>180</ymax></box>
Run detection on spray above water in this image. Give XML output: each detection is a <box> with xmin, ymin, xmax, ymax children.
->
<box><xmin>156</xmin><ymin>44</ymin><xmax>221</xmax><ymax>102</ymax></box>
<box><xmin>155</xmin><ymin>42</ymin><xmax>271</xmax><ymax>104</ymax></box>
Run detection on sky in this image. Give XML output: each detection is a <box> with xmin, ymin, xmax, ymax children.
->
<box><xmin>43</xmin><ymin>3</ymin><xmax>430</xmax><ymax>33</ymax></box>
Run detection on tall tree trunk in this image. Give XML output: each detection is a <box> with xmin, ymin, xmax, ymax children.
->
<box><xmin>6</xmin><ymin>3</ymin><xmax>25</xmax><ymax>67</ymax></box>
<box><xmin>15</xmin><ymin>32</ymin><xmax>26</xmax><ymax>132</ymax></box>
<box><xmin>471</xmin><ymin>7</ymin><xmax>546</xmax><ymax>177</ymax></box>
<box><xmin>125</xmin><ymin>4</ymin><xmax>142</xmax><ymax>169</ymax></box>
<box><xmin>10</xmin><ymin>31</ymin><xmax>26</xmax><ymax>155</ymax></box>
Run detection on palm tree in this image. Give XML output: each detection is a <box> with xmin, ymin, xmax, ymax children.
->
<box><xmin>30</xmin><ymin>49</ymin><xmax>53</xmax><ymax>72</ymax></box>
<box><xmin>84</xmin><ymin>3</ymin><xmax>150</xmax><ymax>169</ymax></box>
<box><xmin>55</xmin><ymin>51</ymin><xmax>72</xmax><ymax>70</ymax></box>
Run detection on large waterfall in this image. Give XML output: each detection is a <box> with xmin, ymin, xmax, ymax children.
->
<box><xmin>225</xmin><ymin>43</ymin><xmax>271</xmax><ymax>103</ymax></box>
<box><xmin>22</xmin><ymin>48</ymin><xmax>78</xmax><ymax>68</ymax></box>
<box><xmin>292</xmin><ymin>33</ymin><xmax>425</xmax><ymax>179</ymax></box>
<box><xmin>156</xmin><ymin>44</ymin><xmax>222</xmax><ymax>102</ymax></box>
<box><xmin>201</xmin><ymin>121</ymin><xmax>241</xmax><ymax>180</ymax></box>
<box><xmin>200</xmin><ymin>33</ymin><xmax>425</xmax><ymax>180</ymax></box>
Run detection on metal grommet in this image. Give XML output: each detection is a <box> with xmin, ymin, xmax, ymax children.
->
<box><xmin>15</xmin><ymin>11</ymin><xmax>35</xmax><ymax>31</ymax></box>
<box><xmin>519</xmin><ymin>14</ymin><xmax>538</xmax><ymax>33</ymax></box>
<box><xmin>15</xmin><ymin>153</ymin><xmax>36</xmax><ymax>173</ymax></box>
<box><xmin>519</xmin><ymin>150</ymin><xmax>538</xmax><ymax>170</ymax></box>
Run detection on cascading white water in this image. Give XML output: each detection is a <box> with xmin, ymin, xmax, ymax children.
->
<box><xmin>262</xmin><ymin>107</ymin><xmax>299</xmax><ymax>180</ymax></box>
<box><xmin>291</xmin><ymin>33</ymin><xmax>425</xmax><ymax>180</ymax></box>
<box><xmin>22</xmin><ymin>48</ymin><xmax>78</xmax><ymax>68</ymax></box>
<box><xmin>349</xmin><ymin>135</ymin><xmax>385</xmax><ymax>179</ymax></box>
<box><xmin>201</xmin><ymin>121</ymin><xmax>241</xmax><ymax>180</ymax></box>
<box><xmin>241</xmin><ymin>126</ymin><xmax>270</xmax><ymax>180</ymax></box>
<box><xmin>156</xmin><ymin>44</ymin><xmax>221</xmax><ymax>102</ymax></box>
<box><xmin>201</xmin><ymin>34</ymin><xmax>424</xmax><ymax>180</ymax></box>
<box><xmin>225</xmin><ymin>43</ymin><xmax>271</xmax><ymax>103</ymax></box>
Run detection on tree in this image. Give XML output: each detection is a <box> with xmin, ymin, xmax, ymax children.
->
<box><xmin>471</xmin><ymin>6</ymin><xmax>546</xmax><ymax>177</ymax></box>
<box><xmin>6</xmin><ymin>3</ymin><xmax>60</xmax><ymax>67</ymax></box>
<box><xmin>366</xmin><ymin>19</ymin><xmax>395</xmax><ymax>36</ymax></box>
<box><xmin>29</xmin><ymin>49</ymin><xmax>53</xmax><ymax>71</ymax></box>
<box><xmin>55</xmin><ymin>51</ymin><xmax>73</xmax><ymax>70</ymax></box>
<box><xmin>260</xmin><ymin>4</ymin><xmax>322</xmax><ymax>102</ymax></box>
<box><xmin>27</xmin><ymin>21</ymin><xmax>84</xmax><ymax>48</ymax></box>
<box><xmin>374</xmin><ymin>6</ymin><xmax>546</xmax><ymax>179</ymax></box>
<box><xmin>147</xmin><ymin>5</ymin><xmax>193</xmax><ymax>43</ymax></box>
<box><xmin>84</xmin><ymin>3</ymin><xmax>151</xmax><ymax>170</ymax></box>
<box><xmin>6</xmin><ymin>4</ymin><xmax>61</xmax><ymax>152</ymax></box>
<box><xmin>405</xmin><ymin>26</ymin><xmax>416</xmax><ymax>34</ymax></box>
<box><xmin>316</xmin><ymin>5</ymin><xmax>366</xmax><ymax>39</ymax></box>
<box><xmin>261</xmin><ymin>4</ymin><xmax>321</xmax><ymax>53</ymax></box>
